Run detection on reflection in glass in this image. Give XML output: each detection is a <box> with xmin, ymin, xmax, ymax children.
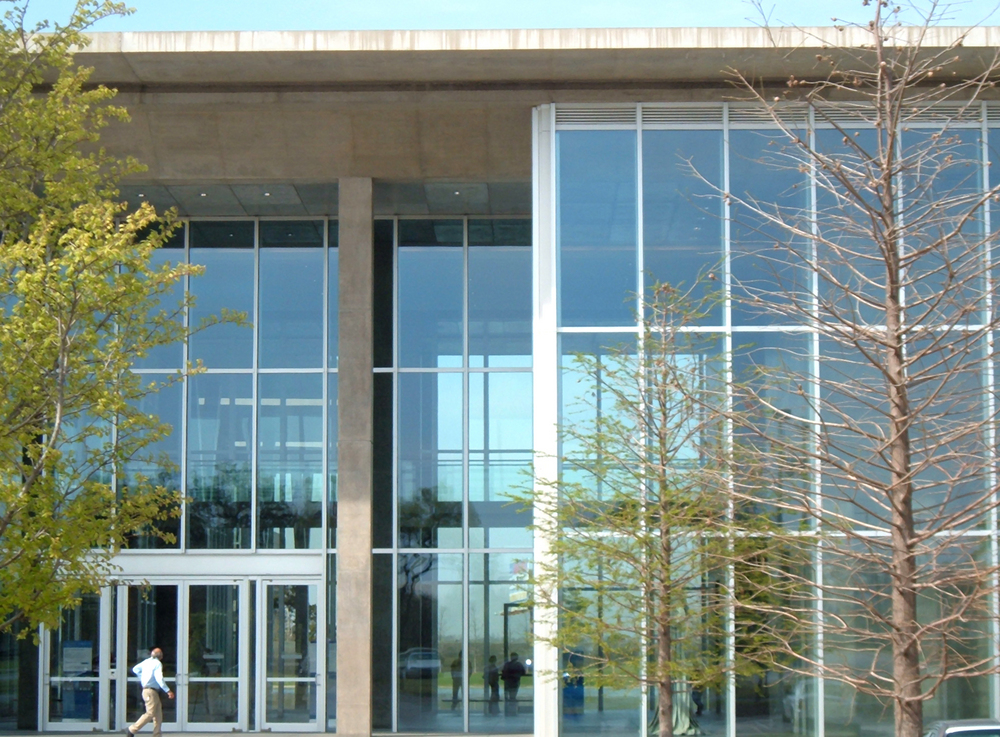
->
<box><xmin>48</xmin><ymin>594</ymin><xmax>100</xmax><ymax>723</ymax></box>
<box><xmin>328</xmin><ymin>374</ymin><xmax>338</xmax><ymax>547</ymax></box>
<box><xmin>398</xmin><ymin>373</ymin><xmax>463</xmax><ymax>548</ymax></box>
<box><xmin>469</xmin><ymin>553</ymin><xmax>532</xmax><ymax>734</ymax></box>
<box><xmin>257</xmin><ymin>374</ymin><xmax>323</xmax><ymax>549</ymax></box>
<box><xmin>187</xmin><ymin>585</ymin><xmax>240</xmax><ymax>724</ymax></box>
<box><xmin>642</xmin><ymin>129</ymin><xmax>724</xmax><ymax>321</ymax></box>
<box><xmin>373</xmin><ymin>220</ymin><xmax>395</xmax><ymax>369</ymax></box>
<box><xmin>0</xmin><ymin>618</ymin><xmax>38</xmax><ymax>729</ymax></box>
<box><xmin>258</xmin><ymin>221</ymin><xmax>324</xmax><ymax>368</ymax></box>
<box><xmin>558</xmin><ymin>130</ymin><xmax>638</xmax><ymax>327</ymax></box>
<box><xmin>328</xmin><ymin>222</ymin><xmax>339</xmax><ymax>368</ymax></box>
<box><xmin>468</xmin><ymin>220</ymin><xmax>532</xmax><ymax>365</ymax></box>
<box><xmin>187</xmin><ymin>374</ymin><xmax>252</xmax><ymax>549</ymax></box>
<box><xmin>133</xmin><ymin>228</ymin><xmax>185</xmax><ymax>370</ymax></box>
<box><xmin>126</xmin><ymin>586</ymin><xmax>177</xmax><ymax>726</ymax></box>
<box><xmin>397</xmin><ymin>554</ymin><xmax>463</xmax><ymax>733</ymax></box>
<box><xmin>729</xmin><ymin>130</ymin><xmax>809</xmax><ymax>325</ymax></box>
<box><xmin>469</xmin><ymin>373</ymin><xmax>532</xmax><ymax>548</ymax></box>
<box><xmin>398</xmin><ymin>222</ymin><xmax>464</xmax><ymax>367</ymax></box>
<box><xmin>326</xmin><ymin>557</ymin><xmax>337</xmax><ymax>731</ymax></box>
<box><xmin>265</xmin><ymin>584</ymin><xmax>317</xmax><ymax>724</ymax></box>
<box><xmin>189</xmin><ymin>221</ymin><xmax>255</xmax><ymax>368</ymax></box>
<box><xmin>122</xmin><ymin>379</ymin><xmax>182</xmax><ymax>549</ymax></box>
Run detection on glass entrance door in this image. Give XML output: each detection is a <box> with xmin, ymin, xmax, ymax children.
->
<box><xmin>121</xmin><ymin>582</ymin><xmax>250</xmax><ymax>732</ymax></box>
<box><xmin>43</xmin><ymin>591</ymin><xmax>109</xmax><ymax>730</ymax></box>
<box><xmin>259</xmin><ymin>582</ymin><xmax>320</xmax><ymax>731</ymax></box>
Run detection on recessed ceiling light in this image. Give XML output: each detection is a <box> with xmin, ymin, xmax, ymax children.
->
<box><xmin>454</xmin><ymin>190</ymin><xmax>460</xmax><ymax>195</ymax></box>
<box><xmin>138</xmin><ymin>193</ymin><xmax>145</xmax><ymax>198</ymax></box>
<box><xmin>264</xmin><ymin>192</ymin><xmax>271</xmax><ymax>197</ymax></box>
<box><xmin>200</xmin><ymin>193</ymin><xmax>207</xmax><ymax>197</ymax></box>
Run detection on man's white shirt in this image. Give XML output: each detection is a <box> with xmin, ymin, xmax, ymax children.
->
<box><xmin>132</xmin><ymin>657</ymin><xmax>169</xmax><ymax>692</ymax></box>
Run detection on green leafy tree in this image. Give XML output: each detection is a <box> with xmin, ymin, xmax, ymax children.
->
<box><xmin>0</xmin><ymin>0</ymin><xmax>199</xmax><ymax>632</ymax></box>
<box><xmin>525</xmin><ymin>284</ymin><xmax>787</xmax><ymax>737</ymax></box>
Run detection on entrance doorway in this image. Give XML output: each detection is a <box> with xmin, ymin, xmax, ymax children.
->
<box><xmin>41</xmin><ymin>578</ymin><xmax>323</xmax><ymax>732</ymax></box>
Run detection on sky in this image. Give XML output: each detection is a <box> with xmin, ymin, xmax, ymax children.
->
<box><xmin>18</xmin><ymin>0</ymin><xmax>1000</xmax><ymax>32</ymax></box>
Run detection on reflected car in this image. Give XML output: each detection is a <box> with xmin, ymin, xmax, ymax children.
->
<box><xmin>924</xmin><ymin>720</ymin><xmax>1000</xmax><ymax>737</ymax></box>
<box><xmin>399</xmin><ymin>648</ymin><xmax>441</xmax><ymax>679</ymax></box>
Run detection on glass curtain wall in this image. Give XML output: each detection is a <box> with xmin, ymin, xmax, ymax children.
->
<box><xmin>118</xmin><ymin>218</ymin><xmax>339</xmax><ymax>551</ymax></box>
<box><xmin>372</xmin><ymin>217</ymin><xmax>533</xmax><ymax>734</ymax></box>
<box><xmin>548</xmin><ymin>103</ymin><xmax>998</xmax><ymax>737</ymax></box>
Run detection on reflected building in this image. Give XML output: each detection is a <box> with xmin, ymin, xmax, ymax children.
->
<box><xmin>5</xmin><ymin>24</ymin><xmax>1000</xmax><ymax>737</ymax></box>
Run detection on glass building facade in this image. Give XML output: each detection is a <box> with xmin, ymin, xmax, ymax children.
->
<box><xmin>11</xmin><ymin>98</ymin><xmax>1000</xmax><ymax>737</ymax></box>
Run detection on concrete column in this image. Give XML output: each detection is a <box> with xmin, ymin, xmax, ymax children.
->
<box><xmin>336</xmin><ymin>178</ymin><xmax>374</xmax><ymax>737</ymax></box>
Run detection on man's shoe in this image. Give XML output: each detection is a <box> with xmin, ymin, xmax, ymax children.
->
<box><xmin>125</xmin><ymin>730</ymin><xmax>134</xmax><ymax>736</ymax></box>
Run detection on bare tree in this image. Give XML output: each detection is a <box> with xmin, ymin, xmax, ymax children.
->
<box><xmin>719</xmin><ymin>4</ymin><xmax>1000</xmax><ymax>737</ymax></box>
<box><xmin>525</xmin><ymin>284</ymin><xmax>785</xmax><ymax>737</ymax></box>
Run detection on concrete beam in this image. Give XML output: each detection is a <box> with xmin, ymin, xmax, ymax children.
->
<box><xmin>335</xmin><ymin>178</ymin><xmax>374</xmax><ymax>737</ymax></box>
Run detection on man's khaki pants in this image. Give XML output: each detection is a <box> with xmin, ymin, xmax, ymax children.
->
<box><xmin>129</xmin><ymin>688</ymin><xmax>163</xmax><ymax>736</ymax></box>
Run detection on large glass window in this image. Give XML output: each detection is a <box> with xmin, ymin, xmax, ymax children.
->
<box><xmin>257</xmin><ymin>374</ymin><xmax>324</xmax><ymax>549</ymax></box>
<box><xmin>187</xmin><ymin>373</ymin><xmax>253</xmax><ymax>549</ymax></box>
<box><xmin>188</xmin><ymin>221</ymin><xmax>255</xmax><ymax>368</ymax></box>
<box><xmin>557</xmin><ymin>130</ymin><xmax>638</xmax><ymax>327</ymax></box>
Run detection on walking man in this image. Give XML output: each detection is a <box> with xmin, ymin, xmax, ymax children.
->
<box><xmin>126</xmin><ymin>647</ymin><xmax>174</xmax><ymax>737</ymax></box>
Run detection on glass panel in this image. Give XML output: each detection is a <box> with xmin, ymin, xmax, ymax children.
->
<box><xmin>398</xmin><ymin>373</ymin><xmax>464</xmax><ymax>549</ymax></box>
<box><xmin>328</xmin><ymin>373</ymin><xmax>338</xmax><ymax>548</ymax></box>
<box><xmin>469</xmin><ymin>373</ymin><xmax>532</xmax><ymax>549</ymax></box>
<box><xmin>397</xmin><ymin>553</ymin><xmax>463</xmax><ymax>733</ymax></box>
<box><xmin>729</xmin><ymin>129</ymin><xmax>810</xmax><ymax>326</ymax></box>
<box><xmin>48</xmin><ymin>594</ymin><xmax>100</xmax><ymax>723</ymax></box>
<box><xmin>122</xmin><ymin>379</ymin><xmax>182</xmax><ymax>549</ymax></box>
<box><xmin>189</xmin><ymin>221</ymin><xmax>255</xmax><ymax>368</ymax></box>
<box><xmin>328</xmin><ymin>221</ymin><xmax>340</xmax><ymax>368</ymax></box>
<box><xmin>0</xmin><ymin>619</ymin><xmax>37</xmax><ymax>729</ymax></box>
<box><xmin>398</xmin><ymin>220</ymin><xmax>464</xmax><ymax>368</ymax></box>
<box><xmin>259</xmin><ymin>221</ymin><xmax>324</xmax><ymax>368</ymax></box>
<box><xmin>557</xmin><ymin>130</ymin><xmax>638</xmax><ymax>327</ymax></box>
<box><xmin>372</xmin><ymin>554</ymin><xmax>394</xmax><ymax>730</ymax></box>
<box><xmin>187</xmin><ymin>585</ymin><xmax>240</xmax><ymax>724</ymax></box>
<box><xmin>373</xmin><ymin>373</ymin><xmax>394</xmax><ymax>549</ymax></box>
<box><xmin>642</xmin><ymin>129</ymin><xmax>724</xmax><ymax>322</ymax></box>
<box><xmin>265</xmin><ymin>584</ymin><xmax>318</xmax><ymax>724</ymax></box>
<box><xmin>257</xmin><ymin>374</ymin><xmax>324</xmax><ymax>549</ymax></box>
<box><xmin>468</xmin><ymin>220</ymin><xmax>532</xmax><ymax>366</ymax></box>
<box><xmin>126</xmin><ymin>586</ymin><xmax>178</xmax><ymax>727</ymax></box>
<box><xmin>187</xmin><ymin>374</ymin><xmax>253</xmax><ymax>549</ymax></box>
<box><xmin>373</xmin><ymin>220</ymin><xmax>395</xmax><ymax>369</ymax></box>
<box><xmin>469</xmin><ymin>553</ymin><xmax>533</xmax><ymax>734</ymax></box>
<box><xmin>133</xmin><ymin>227</ymin><xmax>185</xmax><ymax>370</ymax></box>
<box><xmin>327</xmin><ymin>557</ymin><xmax>337</xmax><ymax>731</ymax></box>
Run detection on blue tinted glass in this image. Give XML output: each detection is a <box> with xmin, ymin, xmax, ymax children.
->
<box><xmin>133</xmin><ymin>245</ymin><xmax>186</xmax><ymax>369</ymax></box>
<box><xmin>186</xmin><ymin>373</ymin><xmax>252</xmax><ymax>549</ymax></box>
<box><xmin>642</xmin><ymin>130</ymin><xmax>723</xmax><ymax>322</ymax></box>
<box><xmin>729</xmin><ymin>130</ymin><xmax>810</xmax><ymax>326</ymax></box>
<box><xmin>469</xmin><ymin>230</ymin><xmax>531</xmax><ymax>366</ymax></box>
<box><xmin>259</xmin><ymin>221</ymin><xmax>324</xmax><ymax>368</ymax></box>
<box><xmin>189</xmin><ymin>222</ymin><xmax>255</xmax><ymax>368</ymax></box>
<box><xmin>398</xmin><ymin>230</ymin><xmax>463</xmax><ymax>367</ymax></box>
<box><xmin>328</xmin><ymin>373</ymin><xmax>338</xmax><ymax>547</ymax></box>
<box><xmin>328</xmin><ymin>221</ymin><xmax>339</xmax><ymax>368</ymax></box>
<box><xmin>558</xmin><ymin>130</ymin><xmax>638</xmax><ymax>327</ymax></box>
<box><xmin>469</xmin><ymin>372</ymin><xmax>532</xmax><ymax>548</ymax></box>
<box><xmin>122</xmin><ymin>378</ymin><xmax>182</xmax><ymax>548</ymax></box>
<box><xmin>257</xmin><ymin>373</ymin><xmax>324</xmax><ymax>549</ymax></box>
<box><xmin>398</xmin><ymin>373</ymin><xmax>463</xmax><ymax>548</ymax></box>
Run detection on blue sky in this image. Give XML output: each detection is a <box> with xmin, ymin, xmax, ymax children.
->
<box><xmin>20</xmin><ymin>0</ymin><xmax>1000</xmax><ymax>31</ymax></box>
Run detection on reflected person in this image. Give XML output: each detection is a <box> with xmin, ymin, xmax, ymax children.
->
<box><xmin>501</xmin><ymin>652</ymin><xmax>526</xmax><ymax>713</ymax></box>
<box><xmin>484</xmin><ymin>655</ymin><xmax>500</xmax><ymax>715</ymax></box>
<box><xmin>451</xmin><ymin>651</ymin><xmax>463</xmax><ymax>711</ymax></box>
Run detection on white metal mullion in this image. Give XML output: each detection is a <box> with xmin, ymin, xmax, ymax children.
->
<box><xmin>809</xmin><ymin>108</ymin><xmax>826</xmax><ymax>737</ymax></box>
<box><xmin>981</xmin><ymin>104</ymin><xmax>1000</xmax><ymax>718</ymax></box>
<box><xmin>462</xmin><ymin>217</ymin><xmax>471</xmax><ymax>732</ymax></box>
<box><xmin>636</xmin><ymin>101</ymin><xmax>650</xmax><ymax>737</ymax></box>
<box><xmin>98</xmin><ymin>585</ymin><xmax>113</xmax><ymax>729</ymax></box>
<box><xmin>180</xmin><ymin>221</ymin><xmax>190</xmax><ymax>551</ymax></box>
<box><xmin>322</xmin><ymin>218</ymin><xmax>330</xmax><ymax>555</ymax></box>
<box><xmin>391</xmin><ymin>217</ymin><xmax>400</xmax><ymax>733</ymax></box>
<box><xmin>237</xmin><ymin>580</ymin><xmax>250</xmax><ymax>732</ymax></box>
<box><xmin>722</xmin><ymin>101</ymin><xmax>737</xmax><ymax>737</ymax></box>
<box><xmin>251</xmin><ymin>219</ymin><xmax>260</xmax><ymax>552</ymax></box>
